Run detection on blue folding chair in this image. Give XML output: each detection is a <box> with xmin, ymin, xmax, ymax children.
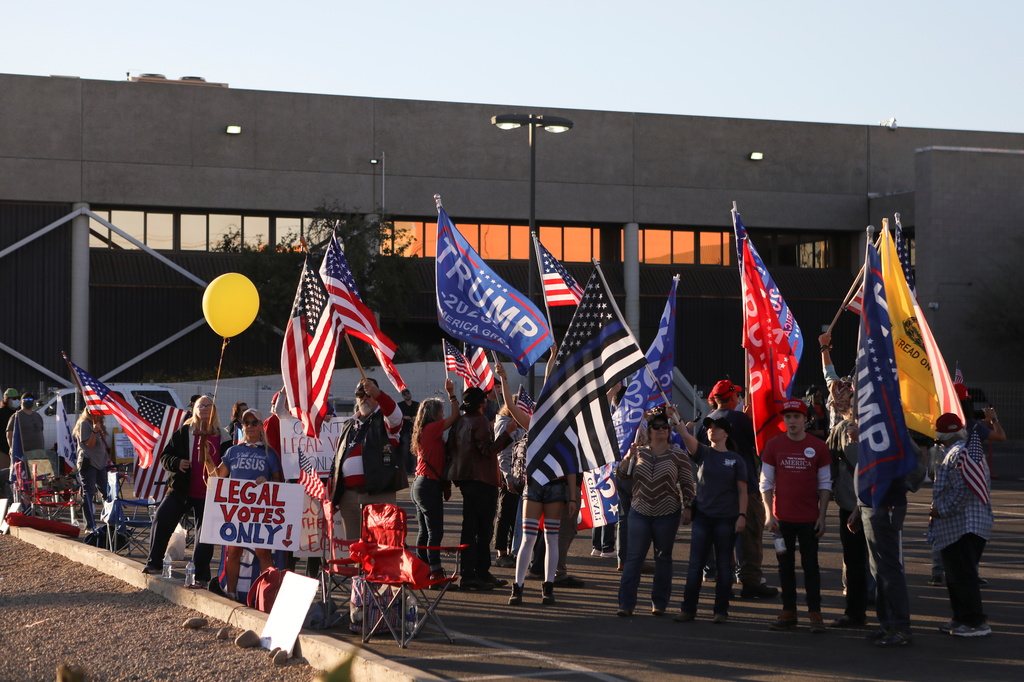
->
<box><xmin>102</xmin><ymin>469</ymin><xmax>155</xmax><ymax>556</ymax></box>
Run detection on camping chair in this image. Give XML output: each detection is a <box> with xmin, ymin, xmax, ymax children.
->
<box><xmin>349</xmin><ymin>503</ymin><xmax>463</xmax><ymax>647</ymax></box>
<box><xmin>101</xmin><ymin>468</ymin><xmax>156</xmax><ymax>556</ymax></box>
<box><xmin>28</xmin><ymin>462</ymin><xmax>81</xmax><ymax>523</ymax></box>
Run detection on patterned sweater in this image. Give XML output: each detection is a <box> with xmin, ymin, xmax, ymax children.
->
<box><xmin>618</xmin><ymin>444</ymin><xmax>696</xmax><ymax>516</ymax></box>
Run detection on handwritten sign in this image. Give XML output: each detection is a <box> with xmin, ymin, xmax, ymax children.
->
<box><xmin>277</xmin><ymin>417</ymin><xmax>344</xmax><ymax>479</ymax></box>
<box><xmin>295</xmin><ymin>496</ymin><xmax>346</xmax><ymax>557</ymax></box>
<box><xmin>200</xmin><ymin>480</ymin><xmax>304</xmax><ymax>551</ymax></box>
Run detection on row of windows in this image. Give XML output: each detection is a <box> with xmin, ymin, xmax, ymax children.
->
<box><xmin>88</xmin><ymin>209</ymin><xmax>834</xmax><ymax>269</ymax></box>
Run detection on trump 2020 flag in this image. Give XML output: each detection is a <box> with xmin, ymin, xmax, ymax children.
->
<box><xmin>612</xmin><ymin>276</ymin><xmax>678</xmax><ymax>458</ymax></box>
<box><xmin>526</xmin><ymin>266</ymin><xmax>647</xmax><ymax>485</ymax></box>
<box><xmin>856</xmin><ymin>240</ymin><xmax>917</xmax><ymax>507</ymax></box>
<box><xmin>734</xmin><ymin>210</ymin><xmax>803</xmax><ymax>453</ymax></box>
<box><xmin>578</xmin><ymin>463</ymin><xmax>619</xmax><ymax>530</ymax></box>
<box><xmin>436</xmin><ymin>204</ymin><xmax>552</xmax><ymax>374</ymax></box>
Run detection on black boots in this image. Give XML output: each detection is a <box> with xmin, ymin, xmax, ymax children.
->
<box><xmin>508</xmin><ymin>583</ymin><xmax>523</xmax><ymax>605</ymax></box>
<box><xmin>541</xmin><ymin>581</ymin><xmax>555</xmax><ymax>605</ymax></box>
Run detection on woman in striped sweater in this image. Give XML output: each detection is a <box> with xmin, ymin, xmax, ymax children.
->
<box><xmin>616</xmin><ymin>409</ymin><xmax>696</xmax><ymax>617</ymax></box>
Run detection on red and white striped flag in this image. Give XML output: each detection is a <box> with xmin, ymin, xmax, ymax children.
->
<box><xmin>298</xmin><ymin>451</ymin><xmax>328</xmax><ymax>501</ymax></box>
<box><xmin>132</xmin><ymin>395</ymin><xmax>189</xmax><ymax>500</ymax></box>
<box><xmin>65</xmin><ymin>358</ymin><xmax>161</xmax><ymax>468</ymax></box>
<box><xmin>537</xmin><ymin>237</ymin><xmax>583</xmax><ymax>307</ymax></box>
<box><xmin>443</xmin><ymin>340</ymin><xmax>478</xmax><ymax>385</ymax></box>
<box><xmin>954</xmin><ymin>363</ymin><xmax>964</xmax><ymax>385</ymax></box>
<box><xmin>846</xmin><ymin>280</ymin><xmax>864</xmax><ymax>316</ymax></box>
<box><xmin>320</xmin><ymin>234</ymin><xmax>407</xmax><ymax>392</ymax></box>
<box><xmin>282</xmin><ymin>253</ymin><xmax>341</xmax><ymax>438</ymax></box>
<box><xmin>964</xmin><ymin>429</ymin><xmax>991</xmax><ymax>506</ymax></box>
<box><xmin>466</xmin><ymin>344</ymin><xmax>495</xmax><ymax>392</ymax></box>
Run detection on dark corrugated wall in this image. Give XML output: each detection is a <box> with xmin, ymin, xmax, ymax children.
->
<box><xmin>0</xmin><ymin>203</ymin><xmax>73</xmax><ymax>390</ymax></box>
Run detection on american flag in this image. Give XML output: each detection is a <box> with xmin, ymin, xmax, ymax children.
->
<box><xmin>466</xmin><ymin>344</ymin><xmax>495</xmax><ymax>392</ymax></box>
<box><xmin>964</xmin><ymin>427</ymin><xmax>991</xmax><ymax>505</ymax></box>
<box><xmin>846</xmin><ymin>281</ymin><xmax>864</xmax><ymax>316</ymax></box>
<box><xmin>514</xmin><ymin>385</ymin><xmax>535</xmax><ymax>419</ymax></box>
<box><xmin>894</xmin><ymin>221</ymin><xmax>916</xmax><ymax>298</ymax></box>
<box><xmin>537</xmin><ymin>238</ymin><xmax>583</xmax><ymax>307</ymax></box>
<box><xmin>282</xmin><ymin>253</ymin><xmax>341</xmax><ymax>438</ymax></box>
<box><xmin>954</xmin><ymin>363</ymin><xmax>964</xmax><ymax>385</ymax></box>
<box><xmin>526</xmin><ymin>267</ymin><xmax>647</xmax><ymax>485</ymax></box>
<box><xmin>133</xmin><ymin>396</ymin><xmax>190</xmax><ymax>500</ymax></box>
<box><xmin>320</xmin><ymin>234</ymin><xmax>407</xmax><ymax>393</ymax></box>
<box><xmin>443</xmin><ymin>339</ymin><xmax>478</xmax><ymax>384</ymax></box>
<box><xmin>65</xmin><ymin>358</ymin><xmax>160</xmax><ymax>468</ymax></box>
<box><xmin>298</xmin><ymin>450</ymin><xmax>328</xmax><ymax>501</ymax></box>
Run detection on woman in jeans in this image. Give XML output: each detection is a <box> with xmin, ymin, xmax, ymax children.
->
<box><xmin>410</xmin><ymin>378</ymin><xmax>460</xmax><ymax>581</ymax></box>
<box><xmin>671</xmin><ymin>412</ymin><xmax>748</xmax><ymax>623</ymax></box>
<box><xmin>74</xmin><ymin>408</ymin><xmax>110</xmax><ymax>532</ymax></box>
<box><xmin>616</xmin><ymin>409</ymin><xmax>696</xmax><ymax>617</ymax></box>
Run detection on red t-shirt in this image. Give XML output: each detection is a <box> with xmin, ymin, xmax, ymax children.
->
<box><xmin>414</xmin><ymin>419</ymin><xmax>448</xmax><ymax>481</ymax></box>
<box><xmin>761</xmin><ymin>432</ymin><xmax>830</xmax><ymax>523</ymax></box>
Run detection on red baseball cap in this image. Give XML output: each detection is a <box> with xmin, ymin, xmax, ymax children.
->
<box><xmin>780</xmin><ymin>399</ymin><xmax>808</xmax><ymax>417</ymax></box>
<box><xmin>936</xmin><ymin>412</ymin><xmax>964</xmax><ymax>433</ymax></box>
<box><xmin>953</xmin><ymin>383</ymin><xmax>969</xmax><ymax>401</ymax></box>
<box><xmin>709</xmin><ymin>380</ymin><xmax>742</xmax><ymax>399</ymax></box>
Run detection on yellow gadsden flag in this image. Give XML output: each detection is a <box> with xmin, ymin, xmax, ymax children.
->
<box><xmin>879</xmin><ymin>228</ymin><xmax>941</xmax><ymax>436</ymax></box>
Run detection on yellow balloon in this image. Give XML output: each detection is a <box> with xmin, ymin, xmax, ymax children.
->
<box><xmin>202</xmin><ymin>273</ymin><xmax>260</xmax><ymax>338</ymax></box>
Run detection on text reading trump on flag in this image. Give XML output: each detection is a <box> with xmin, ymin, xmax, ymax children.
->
<box><xmin>200</xmin><ymin>480</ymin><xmax>305</xmax><ymax>551</ymax></box>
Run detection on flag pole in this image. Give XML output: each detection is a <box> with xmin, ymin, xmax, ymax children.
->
<box><xmin>825</xmin><ymin>225</ymin><xmax>887</xmax><ymax>335</ymax></box>
<box><xmin>532</xmin><ymin>232</ymin><xmax>555</xmax><ymax>332</ymax></box>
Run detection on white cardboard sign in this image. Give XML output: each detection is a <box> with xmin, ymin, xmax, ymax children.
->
<box><xmin>199</xmin><ymin>480</ymin><xmax>304</xmax><ymax>551</ymax></box>
<box><xmin>261</xmin><ymin>571</ymin><xmax>320</xmax><ymax>656</ymax></box>
<box><xmin>277</xmin><ymin>417</ymin><xmax>345</xmax><ymax>479</ymax></box>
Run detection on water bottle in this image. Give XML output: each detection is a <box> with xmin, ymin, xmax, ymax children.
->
<box><xmin>184</xmin><ymin>560</ymin><xmax>196</xmax><ymax>587</ymax></box>
<box><xmin>162</xmin><ymin>553</ymin><xmax>173</xmax><ymax>579</ymax></box>
<box><xmin>773</xmin><ymin>530</ymin><xmax>787</xmax><ymax>555</ymax></box>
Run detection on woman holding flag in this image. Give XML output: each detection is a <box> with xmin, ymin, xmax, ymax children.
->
<box><xmin>74</xmin><ymin>408</ymin><xmax>110</xmax><ymax>533</ymax></box>
<box><xmin>410</xmin><ymin>378</ymin><xmax>460</xmax><ymax>581</ymax></box>
<box><xmin>143</xmin><ymin>395</ymin><xmax>221</xmax><ymax>585</ymax></box>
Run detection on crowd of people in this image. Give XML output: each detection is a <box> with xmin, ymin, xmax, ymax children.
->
<box><xmin>2</xmin><ymin>334</ymin><xmax>1003</xmax><ymax>648</ymax></box>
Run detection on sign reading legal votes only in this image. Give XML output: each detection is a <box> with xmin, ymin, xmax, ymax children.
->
<box><xmin>200</xmin><ymin>479</ymin><xmax>305</xmax><ymax>551</ymax></box>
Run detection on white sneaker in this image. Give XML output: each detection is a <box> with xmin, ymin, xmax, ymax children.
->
<box><xmin>600</xmin><ymin>551</ymin><xmax>617</xmax><ymax>558</ymax></box>
<box><xmin>590</xmin><ymin>549</ymin><xmax>602</xmax><ymax>557</ymax></box>
<box><xmin>950</xmin><ymin>622</ymin><xmax>992</xmax><ymax>637</ymax></box>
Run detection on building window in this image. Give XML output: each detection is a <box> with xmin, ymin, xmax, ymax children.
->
<box><xmin>400</xmin><ymin>219</ymin><xmax>599</xmax><ymax>262</ymax></box>
<box><xmin>180</xmin><ymin>214</ymin><xmax>208</xmax><ymax>251</ymax></box>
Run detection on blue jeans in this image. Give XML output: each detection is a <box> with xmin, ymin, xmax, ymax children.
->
<box><xmin>78</xmin><ymin>462</ymin><xmax>105</xmax><ymax>530</ymax></box>
<box><xmin>617</xmin><ymin>508</ymin><xmax>681</xmax><ymax>612</ymax></box>
<box><xmin>615</xmin><ymin>478</ymin><xmax>632</xmax><ymax>563</ymax></box>
<box><xmin>861</xmin><ymin>504</ymin><xmax>910</xmax><ymax>630</ymax></box>
<box><xmin>411</xmin><ymin>475</ymin><xmax>445</xmax><ymax>570</ymax></box>
<box><xmin>592</xmin><ymin>522</ymin><xmax>616</xmax><ymax>552</ymax></box>
<box><xmin>682</xmin><ymin>513</ymin><xmax>736</xmax><ymax>615</ymax></box>
<box><xmin>777</xmin><ymin>521</ymin><xmax>821</xmax><ymax>612</ymax></box>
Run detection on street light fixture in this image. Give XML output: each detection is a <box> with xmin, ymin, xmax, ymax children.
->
<box><xmin>490</xmin><ymin>113</ymin><xmax>574</xmax><ymax>394</ymax></box>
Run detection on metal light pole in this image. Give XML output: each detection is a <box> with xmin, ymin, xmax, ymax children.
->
<box><xmin>490</xmin><ymin>113</ymin><xmax>574</xmax><ymax>395</ymax></box>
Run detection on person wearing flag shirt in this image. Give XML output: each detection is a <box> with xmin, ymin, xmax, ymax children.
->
<box><xmin>74</xmin><ymin>408</ymin><xmax>110</xmax><ymax>532</ymax></box>
<box><xmin>759</xmin><ymin>399</ymin><xmax>832</xmax><ymax>633</ymax></box>
<box><xmin>928</xmin><ymin>413</ymin><xmax>994</xmax><ymax>637</ymax></box>
<box><xmin>209</xmin><ymin>408</ymin><xmax>282</xmax><ymax>601</ymax></box>
<box><xmin>615</xmin><ymin>409</ymin><xmax>696</xmax><ymax>618</ymax></box>
<box><xmin>700</xmin><ymin>379</ymin><xmax>777</xmax><ymax>600</ymax></box>
<box><xmin>410</xmin><ymin>379</ymin><xmax>460</xmax><ymax>580</ymax></box>
<box><xmin>446</xmin><ymin>385</ymin><xmax>516</xmax><ymax>592</ymax></box>
<box><xmin>672</xmin><ymin>413</ymin><xmax>748</xmax><ymax>624</ymax></box>
<box><xmin>330</xmin><ymin>378</ymin><xmax>406</xmax><ymax>540</ymax></box>
<box><xmin>143</xmin><ymin>395</ymin><xmax>221</xmax><ymax>584</ymax></box>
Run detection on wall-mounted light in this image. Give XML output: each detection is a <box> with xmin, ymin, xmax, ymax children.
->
<box><xmin>749</xmin><ymin>152</ymin><xmax>764</xmax><ymax>161</ymax></box>
<box><xmin>225</xmin><ymin>125</ymin><xmax>242</xmax><ymax>135</ymax></box>
<box><xmin>369</xmin><ymin>158</ymin><xmax>379</xmax><ymax>164</ymax></box>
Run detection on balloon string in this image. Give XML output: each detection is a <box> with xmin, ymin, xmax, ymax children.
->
<box><xmin>214</xmin><ymin>336</ymin><xmax>229</xmax><ymax>404</ymax></box>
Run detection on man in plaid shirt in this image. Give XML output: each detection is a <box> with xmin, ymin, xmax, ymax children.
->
<box><xmin>928</xmin><ymin>413</ymin><xmax>994</xmax><ymax>638</ymax></box>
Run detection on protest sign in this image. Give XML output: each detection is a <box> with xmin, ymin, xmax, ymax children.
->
<box><xmin>261</xmin><ymin>572</ymin><xmax>320</xmax><ymax>656</ymax></box>
<box><xmin>200</xmin><ymin>480</ymin><xmax>304</xmax><ymax>551</ymax></box>
<box><xmin>277</xmin><ymin>417</ymin><xmax>343</xmax><ymax>479</ymax></box>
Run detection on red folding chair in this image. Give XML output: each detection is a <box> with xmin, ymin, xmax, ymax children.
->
<box><xmin>349</xmin><ymin>503</ymin><xmax>464</xmax><ymax>647</ymax></box>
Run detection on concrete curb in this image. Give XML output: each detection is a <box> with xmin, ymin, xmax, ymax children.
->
<box><xmin>10</xmin><ymin>526</ymin><xmax>441</xmax><ymax>681</ymax></box>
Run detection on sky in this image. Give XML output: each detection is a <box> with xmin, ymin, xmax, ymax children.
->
<box><xmin>4</xmin><ymin>0</ymin><xmax>1023</xmax><ymax>133</ymax></box>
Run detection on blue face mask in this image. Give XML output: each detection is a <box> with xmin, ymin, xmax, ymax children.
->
<box><xmin>10</xmin><ymin>399</ymin><xmax>20</xmax><ymax>409</ymax></box>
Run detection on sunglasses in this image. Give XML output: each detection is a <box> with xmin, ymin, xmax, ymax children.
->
<box><xmin>649</xmin><ymin>423</ymin><xmax>670</xmax><ymax>431</ymax></box>
<box><xmin>242</xmin><ymin>420</ymin><xmax>261</xmax><ymax>427</ymax></box>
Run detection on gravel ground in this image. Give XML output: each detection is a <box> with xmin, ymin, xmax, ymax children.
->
<box><xmin>0</xmin><ymin>534</ymin><xmax>318</xmax><ymax>682</ymax></box>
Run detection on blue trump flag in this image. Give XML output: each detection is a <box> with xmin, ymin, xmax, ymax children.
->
<box><xmin>612</xmin><ymin>276</ymin><xmax>678</xmax><ymax>457</ymax></box>
<box><xmin>435</xmin><ymin>205</ymin><xmax>552</xmax><ymax>374</ymax></box>
<box><xmin>856</xmin><ymin>239</ymin><xmax>917</xmax><ymax>507</ymax></box>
